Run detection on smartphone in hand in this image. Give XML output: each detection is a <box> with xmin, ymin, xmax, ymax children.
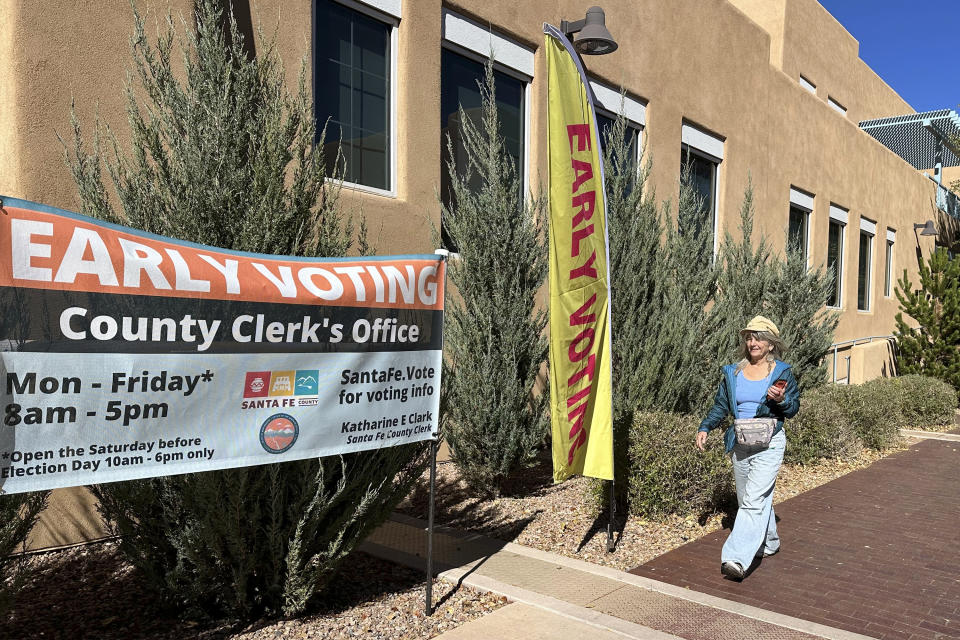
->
<box><xmin>771</xmin><ymin>380</ymin><xmax>787</xmax><ymax>392</ymax></box>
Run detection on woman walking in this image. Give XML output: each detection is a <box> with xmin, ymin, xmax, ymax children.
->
<box><xmin>695</xmin><ymin>316</ymin><xmax>800</xmax><ymax>580</ymax></box>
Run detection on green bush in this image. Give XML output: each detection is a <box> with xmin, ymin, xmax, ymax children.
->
<box><xmin>785</xmin><ymin>385</ymin><xmax>862</xmax><ymax>465</ymax></box>
<box><xmin>894</xmin><ymin>248</ymin><xmax>960</xmax><ymax>392</ymax></box>
<box><xmin>441</xmin><ymin>61</ymin><xmax>548</xmax><ymax>495</ymax></box>
<box><xmin>841</xmin><ymin>382</ymin><xmax>903</xmax><ymax>451</ymax></box>
<box><xmin>787</xmin><ymin>375</ymin><xmax>954</xmax><ymax>465</ymax></box>
<box><xmin>885</xmin><ymin>374</ymin><xmax>957</xmax><ymax>429</ymax></box>
<box><xmin>627</xmin><ymin>412</ymin><xmax>734</xmax><ymax>518</ymax></box>
<box><xmin>0</xmin><ymin>491</ymin><xmax>49</xmax><ymax>615</ymax></box>
<box><xmin>70</xmin><ymin>2</ymin><xmax>426</xmax><ymax>619</ymax></box>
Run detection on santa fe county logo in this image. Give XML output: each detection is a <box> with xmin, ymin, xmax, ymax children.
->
<box><xmin>260</xmin><ymin>414</ymin><xmax>299</xmax><ymax>454</ymax></box>
<box><xmin>242</xmin><ymin>370</ymin><xmax>319</xmax><ymax>409</ymax></box>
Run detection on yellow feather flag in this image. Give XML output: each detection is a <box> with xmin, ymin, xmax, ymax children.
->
<box><xmin>544</xmin><ymin>24</ymin><xmax>614</xmax><ymax>483</ymax></box>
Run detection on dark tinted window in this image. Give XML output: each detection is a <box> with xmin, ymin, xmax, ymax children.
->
<box><xmin>827</xmin><ymin>220</ymin><xmax>843</xmax><ymax>307</ymax></box>
<box><xmin>315</xmin><ymin>1</ymin><xmax>391</xmax><ymax>189</ymax></box>
<box><xmin>788</xmin><ymin>206</ymin><xmax>808</xmax><ymax>264</ymax></box>
<box><xmin>440</xmin><ymin>49</ymin><xmax>525</xmax><ymax>249</ymax></box>
<box><xmin>440</xmin><ymin>49</ymin><xmax>524</xmax><ymax>203</ymax></box>
<box><xmin>858</xmin><ymin>230</ymin><xmax>873</xmax><ymax>311</ymax></box>
<box><xmin>681</xmin><ymin>148</ymin><xmax>717</xmax><ymax>239</ymax></box>
<box><xmin>596</xmin><ymin>113</ymin><xmax>640</xmax><ymax>159</ymax></box>
<box><xmin>885</xmin><ymin>240</ymin><xmax>893</xmax><ymax>297</ymax></box>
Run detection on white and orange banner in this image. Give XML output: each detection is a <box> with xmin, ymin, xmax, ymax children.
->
<box><xmin>544</xmin><ymin>25</ymin><xmax>614</xmax><ymax>483</ymax></box>
<box><xmin>0</xmin><ymin>197</ymin><xmax>444</xmax><ymax>493</ymax></box>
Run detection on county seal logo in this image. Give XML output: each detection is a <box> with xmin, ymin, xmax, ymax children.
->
<box><xmin>260</xmin><ymin>413</ymin><xmax>299</xmax><ymax>454</ymax></box>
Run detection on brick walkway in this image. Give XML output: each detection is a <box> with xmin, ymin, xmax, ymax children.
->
<box><xmin>631</xmin><ymin>437</ymin><xmax>960</xmax><ymax>640</ymax></box>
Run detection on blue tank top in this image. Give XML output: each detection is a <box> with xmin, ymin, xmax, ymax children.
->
<box><xmin>736</xmin><ymin>369</ymin><xmax>773</xmax><ymax>419</ymax></box>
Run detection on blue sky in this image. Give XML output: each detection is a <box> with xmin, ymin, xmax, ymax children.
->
<box><xmin>818</xmin><ymin>0</ymin><xmax>960</xmax><ymax>113</ymax></box>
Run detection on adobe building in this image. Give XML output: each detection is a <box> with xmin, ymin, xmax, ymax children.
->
<box><xmin>1</xmin><ymin>0</ymin><xmax>957</xmax><ymax>547</ymax></box>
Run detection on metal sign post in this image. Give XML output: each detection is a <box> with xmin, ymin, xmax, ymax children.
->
<box><xmin>425</xmin><ymin>436</ymin><xmax>438</xmax><ymax>616</ymax></box>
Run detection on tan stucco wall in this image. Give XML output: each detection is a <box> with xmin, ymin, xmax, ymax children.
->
<box><xmin>0</xmin><ymin>0</ymin><xmax>947</xmax><ymax>549</ymax></box>
<box><xmin>26</xmin><ymin>487</ymin><xmax>107</xmax><ymax>551</ymax></box>
<box><xmin>0</xmin><ymin>2</ymin><xmax>19</xmax><ymax>198</ymax></box>
<box><xmin>843</xmin><ymin>339</ymin><xmax>898</xmax><ymax>384</ymax></box>
<box><xmin>942</xmin><ymin>166</ymin><xmax>960</xmax><ymax>189</ymax></box>
<box><xmin>727</xmin><ymin>0</ymin><xmax>786</xmax><ymax>68</ymax></box>
<box><xmin>778</xmin><ymin>0</ymin><xmax>914</xmax><ymax>122</ymax></box>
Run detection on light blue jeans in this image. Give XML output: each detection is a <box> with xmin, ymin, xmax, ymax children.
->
<box><xmin>721</xmin><ymin>430</ymin><xmax>786</xmax><ymax>569</ymax></box>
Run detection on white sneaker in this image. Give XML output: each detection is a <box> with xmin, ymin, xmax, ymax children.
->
<box><xmin>721</xmin><ymin>561</ymin><xmax>745</xmax><ymax>579</ymax></box>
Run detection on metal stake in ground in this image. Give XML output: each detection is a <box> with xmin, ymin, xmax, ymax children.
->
<box><xmin>425</xmin><ymin>436</ymin><xmax>438</xmax><ymax>615</ymax></box>
<box><xmin>606</xmin><ymin>477</ymin><xmax>616</xmax><ymax>552</ymax></box>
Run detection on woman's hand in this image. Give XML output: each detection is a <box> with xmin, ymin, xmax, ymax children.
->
<box><xmin>695</xmin><ymin>430</ymin><xmax>708</xmax><ymax>451</ymax></box>
<box><xmin>766</xmin><ymin>384</ymin><xmax>785</xmax><ymax>403</ymax></box>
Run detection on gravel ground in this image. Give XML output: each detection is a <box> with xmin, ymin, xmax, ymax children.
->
<box><xmin>3</xmin><ymin>434</ymin><xmax>921</xmax><ymax>638</ymax></box>
<box><xmin>2</xmin><ymin>544</ymin><xmax>505</xmax><ymax>640</ymax></box>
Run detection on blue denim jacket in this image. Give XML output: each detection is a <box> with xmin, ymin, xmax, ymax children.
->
<box><xmin>698</xmin><ymin>360</ymin><xmax>801</xmax><ymax>453</ymax></box>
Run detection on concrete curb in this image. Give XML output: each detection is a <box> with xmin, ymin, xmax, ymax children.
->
<box><xmin>900</xmin><ymin>428</ymin><xmax>960</xmax><ymax>441</ymax></box>
<box><xmin>372</xmin><ymin>513</ymin><xmax>875</xmax><ymax>640</ymax></box>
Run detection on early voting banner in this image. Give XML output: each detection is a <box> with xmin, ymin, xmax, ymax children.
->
<box><xmin>544</xmin><ymin>24</ymin><xmax>614</xmax><ymax>483</ymax></box>
<box><xmin>0</xmin><ymin>197</ymin><xmax>444</xmax><ymax>494</ymax></box>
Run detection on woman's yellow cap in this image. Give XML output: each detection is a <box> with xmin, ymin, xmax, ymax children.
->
<box><xmin>741</xmin><ymin>315</ymin><xmax>779</xmax><ymax>337</ymax></box>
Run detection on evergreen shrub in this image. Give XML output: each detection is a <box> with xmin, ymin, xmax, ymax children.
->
<box><xmin>885</xmin><ymin>374</ymin><xmax>957</xmax><ymax>429</ymax></box>
<box><xmin>843</xmin><ymin>382</ymin><xmax>903</xmax><ymax>451</ymax></box>
<box><xmin>440</xmin><ymin>62</ymin><xmax>548</xmax><ymax>495</ymax></box>
<box><xmin>894</xmin><ymin>248</ymin><xmax>960</xmax><ymax>391</ymax></box>
<box><xmin>68</xmin><ymin>2</ymin><xmax>426</xmax><ymax>619</ymax></box>
<box><xmin>0</xmin><ymin>492</ymin><xmax>48</xmax><ymax>615</ymax></box>
<box><xmin>712</xmin><ymin>181</ymin><xmax>838</xmax><ymax>393</ymax></box>
<box><xmin>627</xmin><ymin>412</ymin><xmax>733</xmax><ymax>518</ymax></box>
<box><xmin>784</xmin><ymin>385</ymin><xmax>862</xmax><ymax>465</ymax></box>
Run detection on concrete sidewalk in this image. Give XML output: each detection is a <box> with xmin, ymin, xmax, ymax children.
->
<box><xmin>361</xmin><ymin>513</ymin><xmax>872</xmax><ymax>640</ymax></box>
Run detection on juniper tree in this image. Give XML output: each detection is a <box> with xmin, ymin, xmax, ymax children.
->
<box><xmin>653</xmin><ymin>160</ymin><xmax>720</xmax><ymax>413</ymax></box>
<box><xmin>711</xmin><ymin>180</ymin><xmax>775</xmax><ymax>363</ymax></box>
<box><xmin>66</xmin><ymin>1</ymin><xmax>426</xmax><ymax>619</ymax></box>
<box><xmin>602</xmin><ymin>113</ymin><xmax>664</xmax><ymax>423</ymax></box>
<box><xmin>0</xmin><ymin>492</ymin><xmax>48</xmax><ymax>615</ymax></box>
<box><xmin>894</xmin><ymin>247</ymin><xmax>960</xmax><ymax>391</ymax></box>
<box><xmin>710</xmin><ymin>181</ymin><xmax>837</xmax><ymax>390</ymax></box>
<box><xmin>766</xmin><ymin>245</ymin><xmax>839</xmax><ymax>391</ymax></box>
<box><xmin>440</xmin><ymin>61</ymin><xmax>548</xmax><ymax>495</ymax></box>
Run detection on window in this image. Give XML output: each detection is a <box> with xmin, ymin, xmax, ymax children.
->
<box><xmin>596</xmin><ymin>112</ymin><xmax>641</xmax><ymax>160</ymax></box>
<box><xmin>827</xmin><ymin>205</ymin><xmax>848</xmax><ymax>307</ymax></box>
<box><xmin>828</xmin><ymin>96</ymin><xmax>847</xmax><ymax>116</ymax></box>
<box><xmin>884</xmin><ymin>229</ymin><xmax>895</xmax><ymax>297</ymax></box>
<box><xmin>799</xmin><ymin>74</ymin><xmax>816</xmax><ymax>94</ymax></box>
<box><xmin>788</xmin><ymin>207</ymin><xmax>808</xmax><ymax>262</ymax></box>
<box><xmin>858</xmin><ymin>217</ymin><xmax>876</xmax><ymax>311</ymax></box>
<box><xmin>439</xmin><ymin>11</ymin><xmax>533</xmax><ymax>248</ymax></box>
<box><xmin>440</xmin><ymin>48</ymin><xmax>525</xmax><ymax>202</ymax></box>
<box><xmin>788</xmin><ymin>187</ymin><xmax>813</xmax><ymax>266</ymax></box>
<box><xmin>680</xmin><ymin>123</ymin><xmax>724</xmax><ymax>253</ymax></box>
<box><xmin>314</xmin><ymin>0</ymin><xmax>397</xmax><ymax>193</ymax></box>
<box><xmin>591</xmin><ymin>80</ymin><xmax>645</xmax><ymax>163</ymax></box>
<box><xmin>683</xmin><ymin>151</ymin><xmax>716</xmax><ymax>234</ymax></box>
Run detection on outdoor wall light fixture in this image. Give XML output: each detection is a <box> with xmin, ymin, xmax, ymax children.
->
<box><xmin>561</xmin><ymin>6</ymin><xmax>618</xmax><ymax>55</ymax></box>
<box><xmin>914</xmin><ymin>220</ymin><xmax>938</xmax><ymax>236</ymax></box>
